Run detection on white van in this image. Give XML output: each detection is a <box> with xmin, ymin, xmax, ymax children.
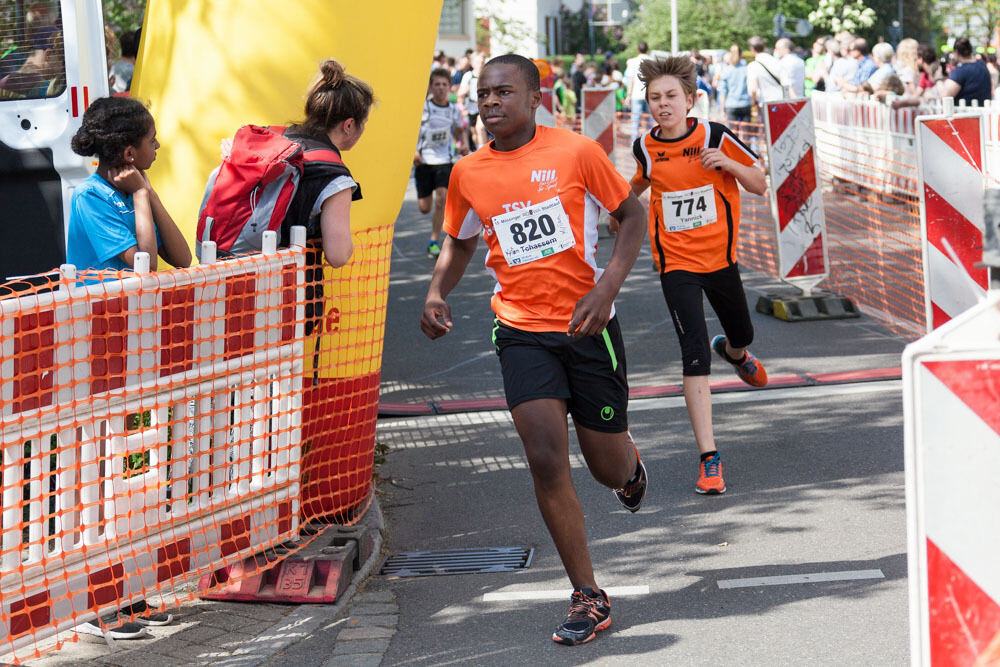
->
<box><xmin>0</xmin><ymin>0</ymin><xmax>107</xmax><ymax>284</ymax></box>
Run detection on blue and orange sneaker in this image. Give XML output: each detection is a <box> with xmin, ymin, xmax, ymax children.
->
<box><xmin>696</xmin><ymin>451</ymin><xmax>726</xmax><ymax>494</ymax></box>
<box><xmin>711</xmin><ymin>335</ymin><xmax>768</xmax><ymax>387</ymax></box>
<box><xmin>552</xmin><ymin>587</ymin><xmax>611</xmax><ymax>646</ymax></box>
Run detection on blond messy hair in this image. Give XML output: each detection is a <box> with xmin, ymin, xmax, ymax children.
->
<box><xmin>638</xmin><ymin>56</ymin><xmax>698</xmax><ymax>101</ymax></box>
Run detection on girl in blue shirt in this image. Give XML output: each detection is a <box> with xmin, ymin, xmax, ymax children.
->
<box><xmin>68</xmin><ymin>97</ymin><xmax>190</xmax><ymax>272</ymax></box>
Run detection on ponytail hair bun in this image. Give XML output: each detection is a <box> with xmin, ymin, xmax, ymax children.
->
<box><xmin>70</xmin><ymin>128</ymin><xmax>97</xmax><ymax>157</ymax></box>
<box><xmin>300</xmin><ymin>58</ymin><xmax>375</xmax><ymax>138</ymax></box>
<box><xmin>319</xmin><ymin>59</ymin><xmax>346</xmax><ymax>89</ymax></box>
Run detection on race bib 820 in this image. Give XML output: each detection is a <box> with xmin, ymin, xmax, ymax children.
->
<box><xmin>491</xmin><ymin>196</ymin><xmax>576</xmax><ymax>266</ymax></box>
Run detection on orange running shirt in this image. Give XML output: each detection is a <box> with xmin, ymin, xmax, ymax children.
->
<box><xmin>444</xmin><ymin>125</ymin><xmax>631</xmax><ymax>332</ymax></box>
<box><xmin>631</xmin><ymin>118</ymin><xmax>758</xmax><ymax>274</ymax></box>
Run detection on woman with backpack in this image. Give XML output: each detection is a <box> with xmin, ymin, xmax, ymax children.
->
<box><xmin>280</xmin><ymin>58</ymin><xmax>374</xmax><ymax>269</ymax></box>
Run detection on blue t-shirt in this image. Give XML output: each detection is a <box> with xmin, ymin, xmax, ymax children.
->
<box><xmin>950</xmin><ymin>60</ymin><xmax>993</xmax><ymax>104</ymax></box>
<box><xmin>67</xmin><ymin>172</ymin><xmax>159</xmax><ymax>271</ymax></box>
<box><xmin>852</xmin><ymin>56</ymin><xmax>878</xmax><ymax>85</ymax></box>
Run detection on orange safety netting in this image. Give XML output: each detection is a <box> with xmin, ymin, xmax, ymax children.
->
<box><xmin>0</xmin><ymin>225</ymin><xmax>390</xmax><ymax>663</ymax></box>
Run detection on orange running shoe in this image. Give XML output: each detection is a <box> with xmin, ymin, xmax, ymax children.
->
<box><xmin>696</xmin><ymin>452</ymin><xmax>726</xmax><ymax>494</ymax></box>
<box><xmin>712</xmin><ymin>335</ymin><xmax>768</xmax><ymax>387</ymax></box>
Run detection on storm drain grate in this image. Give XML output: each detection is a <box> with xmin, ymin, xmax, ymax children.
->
<box><xmin>379</xmin><ymin>546</ymin><xmax>534</xmax><ymax>577</ymax></box>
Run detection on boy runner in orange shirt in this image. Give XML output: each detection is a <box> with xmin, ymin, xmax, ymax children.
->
<box><xmin>420</xmin><ymin>54</ymin><xmax>647</xmax><ymax>647</ymax></box>
<box><xmin>629</xmin><ymin>56</ymin><xmax>768</xmax><ymax>495</ymax></box>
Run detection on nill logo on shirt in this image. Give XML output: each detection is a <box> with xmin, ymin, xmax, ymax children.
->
<box><xmin>682</xmin><ymin>147</ymin><xmax>701</xmax><ymax>158</ymax></box>
<box><xmin>530</xmin><ymin>169</ymin><xmax>557</xmax><ymax>183</ymax></box>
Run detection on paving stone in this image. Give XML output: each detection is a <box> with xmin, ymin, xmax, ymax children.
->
<box><xmin>205</xmin><ymin>602</ymin><xmax>293</xmax><ymax>622</ymax></box>
<box><xmin>346</xmin><ymin>604</ymin><xmax>396</xmax><ymax>616</ymax></box>
<box><xmin>336</xmin><ymin>626</ymin><xmax>394</xmax><ymax>641</ymax></box>
<box><xmin>139</xmin><ymin>637</ymin><xmax>226</xmax><ymax>662</ymax></box>
<box><xmin>193</xmin><ymin>611</ymin><xmax>262</xmax><ymax>632</ymax></box>
<box><xmin>170</xmin><ymin>623</ymin><xmax>228</xmax><ymax>644</ymax></box>
<box><xmin>323</xmin><ymin>655</ymin><xmax>383</xmax><ymax>667</ymax></box>
<box><xmin>97</xmin><ymin>650</ymin><xmax>190</xmax><ymax>667</ymax></box>
<box><xmin>200</xmin><ymin>630</ymin><xmax>257</xmax><ymax>650</ymax></box>
<box><xmin>331</xmin><ymin>639</ymin><xmax>390</xmax><ymax>656</ymax></box>
<box><xmin>351</xmin><ymin>591</ymin><xmax>394</xmax><ymax>603</ymax></box>
<box><xmin>340</xmin><ymin>614</ymin><xmax>398</xmax><ymax>628</ymax></box>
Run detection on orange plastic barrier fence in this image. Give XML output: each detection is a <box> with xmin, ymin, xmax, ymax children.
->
<box><xmin>0</xmin><ymin>225</ymin><xmax>388</xmax><ymax>663</ymax></box>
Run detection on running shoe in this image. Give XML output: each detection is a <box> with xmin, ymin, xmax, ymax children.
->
<box><xmin>74</xmin><ymin>618</ymin><xmax>149</xmax><ymax>640</ymax></box>
<box><xmin>552</xmin><ymin>587</ymin><xmax>611</xmax><ymax>646</ymax></box>
<box><xmin>121</xmin><ymin>600</ymin><xmax>173</xmax><ymax>626</ymax></box>
<box><xmin>427</xmin><ymin>240</ymin><xmax>441</xmax><ymax>259</ymax></box>
<box><xmin>696</xmin><ymin>451</ymin><xmax>726</xmax><ymax>495</ymax></box>
<box><xmin>613</xmin><ymin>432</ymin><xmax>647</xmax><ymax>513</ymax></box>
<box><xmin>711</xmin><ymin>335</ymin><xmax>768</xmax><ymax>387</ymax></box>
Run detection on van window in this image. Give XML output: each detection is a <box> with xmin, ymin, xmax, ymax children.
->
<box><xmin>0</xmin><ymin>1</ymin><xmax>66</xmax><ymax>100</ymax></box>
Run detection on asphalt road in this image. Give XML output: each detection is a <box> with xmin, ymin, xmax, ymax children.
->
<box><xmin>371</xmin><ymin>184</ymin><xmax>910</xmax><ymax>665</ymax></box>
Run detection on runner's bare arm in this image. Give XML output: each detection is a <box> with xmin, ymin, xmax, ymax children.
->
<box><xmin>421</xmin><ymin>234</ymin><xmax>479</xmax><ymax>339</ymax></box>
<box><xmin>701</xmin><ymin>148</ymin><xmax>767</xmax><ymax>196</ymax></box>
<box><xmin>567</xmin><ymin>192</ymin><xmax>645</xmax><ymax>337</ymax></box>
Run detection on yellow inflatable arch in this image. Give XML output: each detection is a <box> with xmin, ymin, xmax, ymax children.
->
<box><xmin>133</xmin><ymin>0</ymin><xmax>442</xmax><ymax>518</ymax></box>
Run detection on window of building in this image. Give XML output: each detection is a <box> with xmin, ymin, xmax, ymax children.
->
<box><xmin>439</xmin><ymin>0</ymin><xmax>464</xmax><ymax>35</ymax></box>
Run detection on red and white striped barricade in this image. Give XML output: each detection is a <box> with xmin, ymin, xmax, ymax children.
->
<box><xmin>763</xmin><ymin>99</ymin><xmax>829</xmax><ymax>295</ymax></box>
<box><xmin>534</xmin><ymin>59</ymin><xmax>556</xmax><ymax>128</ymax></box>
<box><xmin>916</xmin><ymin>113</ymin><xmax>989</xmax><ymax>331</ymax></box>
<box><xmin>0</xmin><ymin>232</ymin><xmax>306</xmax><ymax>661</ymax></box>
<box><xmin>581</xmin><ymin>86</ymin><xmax>617</xmax><ymax>155</ymax></box>
<box><xmin>904</xmin><ymin>290</ymin><xmax>1000</xmax><ymax>666</ymax></box>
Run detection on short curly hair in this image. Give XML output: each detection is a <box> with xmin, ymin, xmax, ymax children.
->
<box><xmin>70</xmin><ymin>96</ymin><xmax>153</xmax><ymax>166</ymax></box>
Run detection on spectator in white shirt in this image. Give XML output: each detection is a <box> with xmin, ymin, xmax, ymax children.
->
<box><xmin>746</xmin><ymin>35</ymin><xmax>785</xmax><ymax>108</ymax></box>
<box><xmin>774</xmin><ymin>37</ymin><xmax>805</xmax><ymax>97</ymax></box>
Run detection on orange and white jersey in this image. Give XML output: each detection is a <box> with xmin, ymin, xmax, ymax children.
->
<box><xmin>632</xmin><ymin>118</ymin><xmax>758</xmax><ymax>274</ymax></box>
<box><xmin>444</xmin><ymin>125</ymin><xmax>631</xmax><ymax>332</ymax></box>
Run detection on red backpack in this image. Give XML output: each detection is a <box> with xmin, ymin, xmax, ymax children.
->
<box><xmin>195</xmin><ymin>125</ymin><xmax>344</xmax><ymax>260</ymax></box>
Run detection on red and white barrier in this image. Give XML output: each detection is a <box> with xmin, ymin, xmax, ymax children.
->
<box><xmin>0</xmin><ymin>232</ymin><xmax>306</xmax><ymax>659</ymax></box>
<box><xmin>916</xmin><ymin>114</ymin><xmax>989</xmax><ymax>331</ymax></box>
<box><xmin>763</xmin><ymin>99</ymin><xmax>829</xmax><ymax>294</ymax></box>
<box><xmin>904</xmin><ymin>291</ymin><xmax>1000</xmax><ymax>666</ymax></box>
<box><xmin>581</xmin><ymin>86</ymin><xmax>616</xmax><ymax>155</ymax></box>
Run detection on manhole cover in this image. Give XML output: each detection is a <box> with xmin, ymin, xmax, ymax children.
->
<box><xmin>379</xmin><ymin>546</ymin><xmax>534</xmax><ymax>577</ymax></box>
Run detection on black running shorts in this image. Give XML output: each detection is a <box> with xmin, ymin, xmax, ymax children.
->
<box><xmin>493</xmin><ymin>316</ymin><xmax>629</xmax><ymax>433</ymax></box>
<box><xmin>415</xmin><ymin>163</ymin><xmax>453</xmax><ymax>199</ymax></box>
<box><xmin>659</xmin><ymin>265</ymin><xmax>754</xmax><ymax>377</ymax></box>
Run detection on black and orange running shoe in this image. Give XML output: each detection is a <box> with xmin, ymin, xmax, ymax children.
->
<box><xmin>552</xmin><ymin>586</ymin><xmax>611</xmax><ymax>646</ymax></box>
<box><xmin>613</xmin><ymin>432</ymin><xmax>647</xmax><ymax>512</ymax></box>
<box><xmin>712</xmin><ymin>335</ymin><xmax>768</xmax><ymax>387</ymax></box>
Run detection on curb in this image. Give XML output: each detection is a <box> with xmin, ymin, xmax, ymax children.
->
<box><xmin>222</xmin><ymin>499</ymin><xmax>386</xmax><ymax>666</ymax></box>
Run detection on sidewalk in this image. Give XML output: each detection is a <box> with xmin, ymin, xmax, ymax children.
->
<box><xmin>26</xmin><ymin>503</ymin><xmax>395</xmax><ymax>667</ymax></box>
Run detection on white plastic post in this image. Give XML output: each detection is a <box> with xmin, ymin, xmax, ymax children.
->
<box><xmin>59</xmin><ymin>263</ymin><xmax>76</xmax><ymax>290</ymax></box>
<box><xmin>201</xmin><ymin>240</ymin><xmax>217</xmax><ymax>264</ymax></box>
<box><xmin>290</xmin><ymin>225</ymin><xmax>306</xmax><ymax>248</ymax></box>
<box><xmin>943</xmin><ymin>97</ymin><xmax>955</xmax><ymax>116</ymax></box>
<box><xmin>133</xmin><ymin>252</ymin><xmax>150</xmax><ymax>274</ymax></box>
<box><xmin>262</xmin><ymin>230</ymin><xmax>277</xmax><ymax>256</ymax></box>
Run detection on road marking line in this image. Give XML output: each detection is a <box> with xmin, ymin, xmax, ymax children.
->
<box><xmin>717</xmin><ymin>569</ymin><xmax>885</xmax><ymax>589</ymax></box>
<box><xmin>483</xmin><ymin>585</ymin><xmax>650</xmax><ymax>602</ymax></box>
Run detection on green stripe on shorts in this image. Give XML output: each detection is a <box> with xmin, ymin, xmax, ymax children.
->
<box><xmin>601</xmin><ymin>328</ymin><xmax>618</xmax><ymax>372</ymax></box>
<box><xmin>492</xmin><ymin>318</ymin><xmax>500</xmax><ymax>351</ymax></box>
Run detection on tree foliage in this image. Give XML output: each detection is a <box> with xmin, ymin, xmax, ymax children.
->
<box><xmin>103</xmin><ymin>0</ymin><xmax>145</xmax><ymax>35</ymax></box>
<box><xmin>808</xmin><ymin>0</ymin><xmax>876</xmax><ymax>34</ymax></box>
